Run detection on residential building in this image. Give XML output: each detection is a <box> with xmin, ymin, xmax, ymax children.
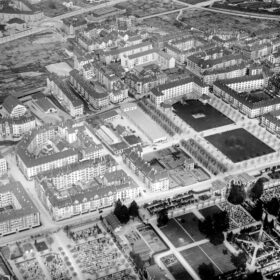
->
<box><xmin>47</xmin><ymin>75</ymin><xmax>84</xmax><ymax>118</ymax></box>
<box><xmin>150</xmin><ymin>76</ymin><xmax>208</xmax><ymax>106</ymax></box>
<box><xmin>121</xmin><ymin>48</ymin><xmax>175</xmax><ymax>70</ymax></box>
<box><xmin>0</xmin><ymin>154</ymin><xmax>7</xmax><ymax>176</ymax></box>
<box><xmin>16</xmin><ymin>121</ymin><xmax>104</xmax><ymax>179</ymax></box>
<box><xmin>0</xmin><ymin>180</ymin><xmax>40</xmax><ymax>236</ymax></box>
<box><xmin>2</xmin><ymin>95</ymin><xmax>27</xmax><ymax>118</ymax></box>
<box><xmin>213</xmin><ymin>76</ymin><xmax>280</xmax><ymax>118</ymax></box>
<box><xmin>123</xmin><ymin>150</ymin><xmax>170</xmax><ymax>192</ymax></box>
<box><xmin>104</xmin><ymin>41</ymin><xmax>153</xmax><ymax>64</ymax></box>
<box><xmin>69</xmin><ymin>69</ymin><xmax>109</xmax><ymax>109</ymax></box>
<box><xmin>35</xmin><ymin>168</ymin><xmax>139</xmax><ymax>221</ymax></box>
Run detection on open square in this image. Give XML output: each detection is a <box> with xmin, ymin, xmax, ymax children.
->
<box><xmin>160</xmin><ymin>219</ymin><xmax>193</xmax><ymax>248</ymax></box>
<box><xmin>175</xmin><ymin>213</ymin><xmax>205</xmax><ymax>241</ymax></box>
<box><xmin>205</xmin><ymin>128</ymin><xmax>275</xmax><ymax>163</ymax></box>
<box><xmin>172</xmin><ymin>100</ymin><xmax>233</xmax><ymax>132</ymax></box>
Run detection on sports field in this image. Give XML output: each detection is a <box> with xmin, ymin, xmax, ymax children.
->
<box><xmin>176</xmin><ymin>213</ymin><xmax>205</xmax><ymax>241</ymax></box>
<box><xmin>181</xmin><ymin>243</ymin><xmax>235</xmax><ymax>275</ymax></box>
<box><xmin>205</xmin><ymin>128</ymin><xmax>275</xmax><ymax>163</ymax></box>
<box><xmin>160</xmin><ymin>219</ymin><xmax>193</xmax><ymax>248</ymax></box>
<box><xmin>172</xmin><ymin>100</ymin><xmax>233</xmax><ymax>132</ymax></box>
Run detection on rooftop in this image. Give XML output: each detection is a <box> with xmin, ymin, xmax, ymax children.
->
<box><xmin>0</xmin><ymin>180</ymin><xmax>38</xmax><ymax>222</ymax></box>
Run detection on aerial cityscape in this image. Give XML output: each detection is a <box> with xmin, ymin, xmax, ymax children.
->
<box><xmin>0</xmin><ymin>0</ymin><xmax>280</xmax><ymax>279</ymax></box>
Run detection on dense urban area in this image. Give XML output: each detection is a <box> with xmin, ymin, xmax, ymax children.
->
<box><xmin>0</xmin><ymin>0</ymin><xmax>280</xmax><ymax>279</ymax></box>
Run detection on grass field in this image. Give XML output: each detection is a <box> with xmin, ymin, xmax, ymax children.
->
<box><xmin>199</xmin><ymin>205</ymin><xmax>222</xmax><ymax>218</ymax></box>
<box><xmin>160</xmin><ymin>219</ymin><xmax>193</xmax><ymax>248</ymax></box>
<box><xmin>176</xmin><ymin>213</ymin><xmax>205</xmax><ymax>241</ymax></box>
<box><xmin>205</xmin><ymin>128</ymin><xmax>275</xmax><ymax>163</ymax></box>
<box><xmin>172</xmin><ymin>100</ymin><xmax>233</xmax><ymax>132</ymax></box>
<box><xmin>181</xmin><ymin>243</ymin><xmax>235</xmax><ymax>275</ymax></box>
<box><xmin>200</xmin><ymin>243</ymin><xmax>235</xmax><ymax>273</ymax></box>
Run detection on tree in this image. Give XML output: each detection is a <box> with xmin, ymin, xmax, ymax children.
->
<box><xmin>114</xmin><ymin>200</ymin><xmax>130</xmax><ymax>224</ymax></box>
<box><xmin>119</xmin><ymin>205</ymin><xmax>130</xmax><ymax>224</ymax></box>
<box><xmin>129</xmin><ymin>200</ymin><xmax>139</xmax><ymax>218</ymax></box>
<box><xmin>213</xmin><ymin>211</ymin><xmax>229</xmax><ymax>233</ymax></box>
<box><xmin>252</xmin><ymin>200</ymin><xmax>263</xmax><ymax>221</ymax></box>
<box><xmin>114</xmin><ymin>199</ymin><xmax>123</xmax><ymax>219</ymax></box>
<box><xmin>231</xmin><ymin>252</ymin><xmax>247</xmax><ymax>270</ymax></box>
<box><xmin>250</xmin><ymin>178</ymin><xmax>265</xmax><ymax>200</ymax></box>
<box><xmin>198</xmin><ymin>263</ymin><xmax>215</xmax><ymax>280</ymax></box>
<box><xmin>227</xmin><ymin>183</ymin><xmax>246</xmax><ymax>205</ymax></box>
<box><xmin>209</xmin><ymin>231</ymin><xmax>224</xmax><ymax>246</ymax></box>
<box><xmin>247</xmin><ymin>271</ymin><xmax>263</xmax><ymax>280</ymax></box>
<box><xmin>157</xmin><ymin>208</ymin><xmax>169</xmax><ymax>227</ymax></box>
<box><xmin>199</xmin><ymin>216</ymin><xmax>214</xmax><ymax>236</ymax></box>
<box><xmin>266</xmin><ymin>197</ymin><xmax>280</xmax><ymax>217</ymax></box>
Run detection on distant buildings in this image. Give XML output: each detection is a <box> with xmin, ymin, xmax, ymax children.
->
<box><xmin>0</xmin><ymin>180</ymin><xmax>40</xmax><ymax>236</ymax></box>
<box><xmin>0</xmin><ymin>0</ymin><xmax>44</xmax><ymax>24</ymax></box>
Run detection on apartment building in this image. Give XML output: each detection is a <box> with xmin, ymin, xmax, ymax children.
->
<box><xmin>186</xmin><ymin>49</ymin><xmax>244</xmax><ymax>77</ymax></box>
<box><xmin>122</xmin><ymin>150</ymin><xmax>170</xmax><ymax>192</ymax></box>
<box><xmin>69</xmin><ymin>69</ymin><xmax>109</xmax><ymax>109</ymax></box>
<box><xmin>150</xmin><ymin>76</ymin><xmax>208</xmax><ymax>106</ymax></box>
<box><xmin>0</xmin><ymin>181</ymin><xmax>40</xmax><ymax>236</ymax></box>
<box><xmin>213</xmin><ymin>77</ymin><xmax>280</xmax><ymax>118</ymax></box>
<box><xmin>0</xmin><ymin>154</ymin><xmax>7</xmax><ymax>176</ymax></box>
<box><xmin>2</xmin><ymin>95</ymin><xmax>27</xmax><ymax>118</ymax></box>
<box><xmin>121</xmin><ymin>48</ymin><xmax>175</xmax><ymax>70</ymax></box>
<box><xmin>201</xmin><ymin>63</ymin><xmax>247</xmax><ymax>85</ymax></box>
<box><xmin>0</xmin><ymin>115</ymin><xmax>36</xmax><ymax>138</ymax></box>
<box><xmin>104</xmin><ymin>41</ymin><xmax>153</xmax><ymax>64</ymax></box>
<box><xmin>35</xmin><ymin>169</ymin><xmax>140</xmax><ymax>221</ymax></box>
<box><xmin>47</xmin><ymin>75</ymin><xmax>84</xmax><ymax>118</ymax></box>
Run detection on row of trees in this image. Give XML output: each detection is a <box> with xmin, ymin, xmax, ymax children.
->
<box><xmin>138</xmin><ymin>100</ymin><xmax>182</xmax><ymax>136</ymax></box>
<box><xmin>181</xmin><ymin>139</ymin><xmax>228</xmax><ymax>175</ymax></box>
<box><xmin>114</xmin><ymin>200</ymin><xmax>139</xmax><ymax>224</ymax></box>
<box><xmin>198</xmin><ymin>211</ymin><xmax>229</xmax><ymax>245</ymax></box>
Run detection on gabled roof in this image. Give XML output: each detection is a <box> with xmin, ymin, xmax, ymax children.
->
<box><xmin>3</xmin><ymin>95</ymin><xmax>24</xmax><ymax>114</ymax></box>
